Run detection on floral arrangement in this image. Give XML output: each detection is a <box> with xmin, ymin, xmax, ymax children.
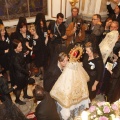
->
<box><xmin>88</xmin><ymin>100</ymin><xmax>120</xmax><ymax>120</ymax></box>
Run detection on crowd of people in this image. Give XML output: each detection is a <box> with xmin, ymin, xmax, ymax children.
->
<box><xmin>0</xmin><ymin>0</ymin><xmax>120</xmax><ymax>119</ymax></box>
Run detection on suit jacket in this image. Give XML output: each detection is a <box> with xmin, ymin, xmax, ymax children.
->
<box><xmin>35</xmin><ymin>92</ymin><xmax>60</xmax><ymax>120</ymax></box>
<box><xmin>48</xmin><ymin>20</ymin><xmax>66</xmax><ymax>44</ymax></box>
<box><xmin>44</xmin><ymin>63</ymin><xmax>62</xmax><ymax>92</ymax></box>
<box><xmin>91</xmin><ymin>24</ymin><xmax>104</xmax><ymax>37</ymax></box>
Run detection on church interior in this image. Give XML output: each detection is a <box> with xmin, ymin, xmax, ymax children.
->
<box><xmin>0</xmin><ymin>0</ymin><xmax>120</xmax><ymax>120</ymax></box>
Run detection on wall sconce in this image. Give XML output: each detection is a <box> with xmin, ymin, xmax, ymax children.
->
<box><xmin>69</xmin><ymin>0</ymin><xmax>79</xmax><ymax>8</ymax></box>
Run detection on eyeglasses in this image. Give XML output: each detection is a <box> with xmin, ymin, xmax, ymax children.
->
<box><xmin>92</xmin><ymin>19</ymin><xmax>98</xmax><ymax>21</ymax></box>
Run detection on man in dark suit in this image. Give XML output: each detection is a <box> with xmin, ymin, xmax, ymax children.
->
<box><xmin>43</xmin><ymin>52</ymin><xmax>68</xmax><ymax>92</ymax></box>
<box><xmin>48</xmin><ymin>13</ymin><xmax>67</xmax><ymax>59</ymax></box>
<box><xmin>86</xmin><ymin>14</ymin><xmax>104</xmax><ymax>45</ymax></box>
<box><xmin>33</xmin><ymin>85</ymin><xmax>60</xmax><ymax>120</ymax></box>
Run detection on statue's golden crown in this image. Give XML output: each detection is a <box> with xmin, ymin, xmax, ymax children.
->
<box><xmin>69</xmin><ymin>45</ymin><xmax>83</xmax><ymax>62</ymax></box>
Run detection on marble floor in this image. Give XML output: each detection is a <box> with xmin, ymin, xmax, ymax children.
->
<box><xmin>10</xmin><ymin>75</ymin><xmax>43</xmax><ymax>117</ymax></box>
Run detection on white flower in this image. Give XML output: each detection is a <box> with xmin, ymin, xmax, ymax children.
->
<box><xmin>27</xmin><ymin>35</ymin><xmax>30</xmax><ymax>40</ymax></box>
<box><xmin>94</xmin><ymin>118</ymin><xmax>98</xmax><ymax>120</ymax></box>
<box><xmin>6</xmin><ymin>37</ymin><xmax>10</xmax><ymax>44</ymax></box>
<box><xmin>90</xmin><ymin>115</ymin><xmax>94</xmax><ymax>119</ymax></box>
<box><xmin>110</xmin><ymin>114</ymin><xmax>115</xmax><ymax>119</ymax></box>
<box><xmin>33</xmin><ymin>40</ymin><xmax>36</xmax><ymax>46</ymax></box>
<box><xmin>89</xmin><ymin>62</ymin><xmax>95</xmax><ymax>70</ymax></box>
<box><xmin>93</xmin><ymin>115</ymin><xmax>96</xmax><ymax>118</ymax></box>
<box><xmin>97</xmin><ymin>108</ymin><xmax>103</xmax><ymax>115</ymax></box>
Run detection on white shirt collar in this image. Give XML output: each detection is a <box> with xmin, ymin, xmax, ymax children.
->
<box><xmin>57</xmin><ymin>62</ymin><xmax>63</xmax><ymax>72</ymax></box>
<box><xmin>37</xmin><ymin>101</ymin><xmax>41</xmax><ymax>105</ymax></box>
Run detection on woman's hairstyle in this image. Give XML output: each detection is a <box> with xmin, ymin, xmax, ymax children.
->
<box><xmin>16</xmin><ymin>22</ymin><xmax>27</xmax><ymax>33</ymax></box>
<box><xmin>34</xmin><ymin>13</ymin><xmax>47</xmax><ymax>36</ymax></box>
<box><xmin>33</xmin><ymin>85</ymin><xmax>45</xmax><ymax>101</ymax></box>
<box><xmin>0</xmin><ymin>24</ymin><xmax>5</xmax><ymax>40</ymax></box>
<box><xmin>16</xmin><ymin>17</ymin><xmax>27</xmax><ymax>32</ymax></box>
<box><xmin>35</xmin><ymin>13</ymin><xmax>46</xmax><ymax>26</ymax></box>
<box><xmin>58</xmin><ymin>52</ymin><xmax>67</xmax><ymax>62</ymax></box>
<box><xmin>29</xmin><ymin>24</ymin><xmax>36</xmax><ymax>32</ymax></box>
<box><xmin>12</xmin><ymin>39</ymin><xmax>21</xmax><ymax>49</ymax></box>
<box><xmin>0</xmin><ymin>24</ymin><xmax>4</xmax><ymax>31</ymax></box>
<box><xmin>85</xmin><ymin>42</ymin><xmax>93</xmax><ymax>51</ymax></box>
<box><xmin>85</xmin><ymin>42</ymin><xmax>99</xmax><ymax>58</ymax></box>
<box><xmin>103</xmin><ymin>17</ymin><xmax>113</xmax><ymax>27</ymax></box>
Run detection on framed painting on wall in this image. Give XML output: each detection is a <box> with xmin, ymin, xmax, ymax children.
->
<box><xmin>29</xmin><ymin>0</ymin><xmax>47</xmax><ymax>17</ymax></box>
<box><xmin>6</xmin><ymin>0</ymin><xmax>29</xmax><ymax>19</ymax></box>
<box><xmin>0</xmin><ymin>0</ymin><xmax>8</xmax><ymax>20</ymax></box>
<box><xmin>0</xmin><ymin>0</ymin><xmax>48</xmax><ymax>20</ymax></box>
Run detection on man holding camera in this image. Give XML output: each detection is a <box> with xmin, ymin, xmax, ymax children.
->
<box><xmin>48</xmin><ymin>13</ymin><xmax>67</xmax><ymax>60</ymax></box>
<box><xmin>65</xmin><ymin>7</ymin><xmax>82</xmax><ymax>28</ymax></box>
<box><xmin>66</xmin><ymin>18</ymin><xmax>86</xmax><ymax>47</ymax></box>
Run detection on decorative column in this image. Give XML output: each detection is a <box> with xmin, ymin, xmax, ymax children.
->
<box><xmin>81</xmin><ymin>0</ymin><xmax>108</xmax><ymax>21</ymax></box>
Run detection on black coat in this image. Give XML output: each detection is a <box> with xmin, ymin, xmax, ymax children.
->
<box><xmin>0</xmin><ymin>76</ymin><xmax>13</xmax><ymax>102</ymax></box>
<box><xmin>35</xmin><ymin>92</ymin><xmax>60</xmax><ymax>120</ymax></box>
<box><xmin>10</xmin><ymin>51</ymin><xmax>29</xmax><ymax>90</ymax></box>
<box><xmin>44</xmin><ymin>63</ymin><xmax>62</xmax><ymax>92</ymax></box>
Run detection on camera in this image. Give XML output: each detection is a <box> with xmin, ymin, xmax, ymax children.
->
<box><xmin>44</xmin><ymin>32</ymin><xmax>47</xmax><ymax>37</ymax></box>
<box><xmin>76</xmin><ymin>22</ymin><xmax>81</xmax><ymax>35</ymax></box>
<box><xmin>51</xmin><ymin>34</ymin><xmax>58</xmax><ymax>41</ymax></box>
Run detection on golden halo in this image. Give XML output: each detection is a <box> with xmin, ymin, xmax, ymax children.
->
<box><xmin>69</xmin><ymin>45</ymin><xmax>83</xmax><ymax>62</ymax></box>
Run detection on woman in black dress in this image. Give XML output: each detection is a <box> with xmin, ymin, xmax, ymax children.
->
<box><xmin>10</xmin><ymin>39</ymin><xmax>32</xmax><ymax>105</ymax></box>
<box><xmin>0</xmin><ymin>24</ymin><xmax>10</xmax><ymax>80</ymax></box>
<box><xmin>107</xmin><ymin>48</ymin><xmax>120</xmax><ymax>103</ymax></box>
<box><xmin>35</xmin><ymin>13</ymin><xmax>49</xmax><ymax>70</ymax></box>
<box><xmin>83</xmin><ymin>42</ymin><xmax>104</xmax><ymax>100</ymax></box>
<box><xmin>29</xmin><ymin>24</ymin><xmax>48</xmax><ymax>79</ymax></box>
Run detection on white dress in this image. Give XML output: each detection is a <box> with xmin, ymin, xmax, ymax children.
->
<box><xmin>99</xmin><ymin>30</ymin><xmax>119</xmax><ymax>64</ymax></box>
<box><xmin>50</xmin><ymin>61</ymin><xmax>90</xmax><ymax>120</ymax></box>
